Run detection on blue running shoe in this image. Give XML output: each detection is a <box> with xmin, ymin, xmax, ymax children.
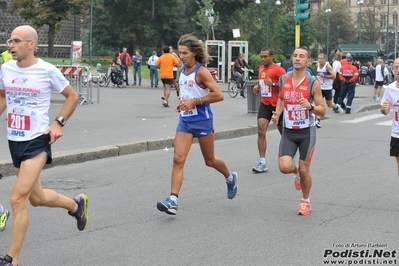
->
<box><xmin>68</xmin><ymin>194</ymin><xmax>89</xmax><ymax>231</ymax></box>
<box><xmin>157</xmin><ymin>197</ymin><xmax>178</xmax><ymax>215</ymax></box>
<box><xmin>227</xmin><ymin>172</ymin><xmax>238</xmax><ymax>199</ymax></box>
<box><xmin>0</xmin><ymin>254</ymin><xmax>14</xmax><ymax>266</ymax></box>
<box><xmin>0</xmin><ymin>209</ymin><xmax>10</xmax><ymax>231</ymax></box>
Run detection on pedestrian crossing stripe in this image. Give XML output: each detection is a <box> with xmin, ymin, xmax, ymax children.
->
<box><xmin>340</xmin><ymin>114</ymin><xmax>383</xmax><ymax>123</ymax></box>
<box><xmin>375</xmin><ymin>121</ymin><xmax>392</xmax><ymax>126</ymax></box>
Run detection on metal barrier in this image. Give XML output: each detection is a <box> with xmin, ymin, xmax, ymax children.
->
<box><xmin>56</xmin><ymin>65</ymin><xmax>94</xmax><ymax>105</ymax></box>
<box><xmin>246</xmin><ymin>80</ymin><xmax>260</xmax><ymax>114</ymax></box>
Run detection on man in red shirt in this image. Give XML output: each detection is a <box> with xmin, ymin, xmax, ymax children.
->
<box><xmin>337</xmin><ymin>56</ymin><xmax>359</xmax><ymax>114</ymax></box>
<box><xmin>341</xmin><ymin>52</ymin><xmax>351</xmax><ymax>67</ymax></box>
<box><xmin>119</xmin><ymin>47</ymin><xmax>132</xmax><ymax>86</ymax></box>
<box><xmin>251</xmin><ymin>47</ymin><xmax>286</xmax><ymax>173</ymax></box>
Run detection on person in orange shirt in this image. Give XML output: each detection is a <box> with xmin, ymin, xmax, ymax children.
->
<box><xmin>156</xmin><ymin>46</ymin><xmax>179</xmax><ymax>107</ymax></box>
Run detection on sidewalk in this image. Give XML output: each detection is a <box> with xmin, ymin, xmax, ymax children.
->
<box><xmin>0</xmin><ymin>79</ymin><xmax>380</xmax><ymax>177</ymax></box>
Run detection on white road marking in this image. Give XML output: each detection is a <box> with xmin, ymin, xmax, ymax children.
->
<box><xmin>340</xmin><ymin>114</ymin><xmax>384</xmax><ymax>123</ymax></box>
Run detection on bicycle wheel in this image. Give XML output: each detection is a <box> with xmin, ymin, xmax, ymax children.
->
<box><xmin>117</xmin><ymin>78</ymin><xmax>124</xmax><ymax>88</ymax></box>
<box><xmin>98</xmin><ymin>75</ymin><xmax>107</xmax><ymax>87</ymax></box>
<box><xmin>228</xmin><ymin>81</ymin><xmax>238</xmax><ymax>98</ymax></box>
<box><xmin>240</xmin><ymin>84</ymin><xmax>248</xmax><ymax>98</ymax></box>
<box><xmin>105</xmin><ymin>76</ymin><xmax>111</xmax><ymax>87</ymax></box>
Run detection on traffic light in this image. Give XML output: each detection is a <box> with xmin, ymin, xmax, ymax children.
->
<box><xmin>295</xmin><ymin>0</ymin><xmax>310</xmax><ymax>23</ymax></box>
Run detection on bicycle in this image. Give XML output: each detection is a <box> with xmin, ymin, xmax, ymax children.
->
<box><xmin>227</xmin><ymin>69</ymin><xmax>253</xmax><ymax>98</ymax></box>
<box><xmin>100</xmin><ymin>66</ymin><xmax>124</xmax><ymax>88</ymax></box>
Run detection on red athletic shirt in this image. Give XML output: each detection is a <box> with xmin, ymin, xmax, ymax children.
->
<box><xmin>258</xmin><ymin>63</ymin><xmax>286</xmax><ymax>106</ymax></box>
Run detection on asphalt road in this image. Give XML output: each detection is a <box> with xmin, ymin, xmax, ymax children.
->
<box><xmin>0</xmin><ymin>108</ymin><xmax>398</xmax><ymax>265</ymax></box>
<box><xmin>0</xmin><ymin>82</ymin><xmax>381</xmax><ymax>177</ymax></box>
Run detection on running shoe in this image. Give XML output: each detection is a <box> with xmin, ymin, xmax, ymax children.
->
<box><xmin>297</xmin><ymin>200</ymin><xmax>311</xmax><ymax>215</ymax></box>
<box><xmin>293</xmin><ymin>172</ymin><xmax>301</xmax><ymax>190</ymax></box>
<box><xmin>227</xmin><ymin>172</ymin><xmax>238</xmax><ymax>199</ymax></box>
<box><xmin>0</xmin><ymin>209</ymin><xmax>10</xmax><ymax>231</ymax></box>
<box><xmin>315</xmin><ymin>119</ymin><xmax>321</xmax><ymax>128</ymax></box>
<box><xmin>157</xmin><ymin>197</ymin><xmax>178</xmax><ymax>215</ymax></box>
<box><xmin>333</xmin><ymin>107</ymin><xmax>338</xmax><ymax>113</ymax></box>
<box><xmin>0</xmin><ymin>254</ymin><xmax>14</xmax><ymax>266</ymax></box>
<box><xmin>336</xmin><ymin>104</ymin><xmax>344</xmax><ymax>115</ymax></box>
<box><xmin>68</xmin><ymin>194</ymin><xmax>89</xmax><ymax>231</ymax></box>
<box><xmin>163</xmin><ymin>101</ymin><xmax>169</xmax><ymax>107</ymax></box>
<box><xmin>252</xmin><ymin>162</ymin><xmax>269</xmax><ymax>173</ymax></box>
<box><xmin>372</xmin><ymin>96</ymin><xmax>377</xmax><ymax>101</ymax></box>
<box><xmin>161</xmin><ymin>96</ymin><xmax>166</xmax><ymax>100</ymax></box>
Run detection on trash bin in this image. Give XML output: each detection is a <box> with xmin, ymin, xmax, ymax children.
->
<box><xmin>246</xmin><ymin>80</ymin><xmax>260</xmax><ymax>114</ymax></box>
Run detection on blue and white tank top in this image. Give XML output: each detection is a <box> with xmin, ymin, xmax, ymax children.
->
<box><xmin>178</xmin><ymin>64</ymin><xmax>213</xmax><ymax>122</ymax></box>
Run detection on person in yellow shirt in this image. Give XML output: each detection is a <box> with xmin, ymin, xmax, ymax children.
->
<box><xmin>1</xmin><ymin>49</ymin><xmax>13</xmax><ymax>66</ymax></box>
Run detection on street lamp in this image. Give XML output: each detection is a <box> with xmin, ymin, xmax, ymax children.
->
<box><xmin>357</xmin><ymin>0</ymin><xmax>364</xmax><ymax>44</ymax></box>
<box><xmin>325</xmin><ymin>2</ymin><xmax>331</xmax><ymax>61</ymax></box>
<box><xmin>89</xmin><ymin>0</ymin><xmax>93</xmax><ymax>67</ymax></box>
<box><xmin>386</xmin><ymin>0</ymin><xmax>390</xmax><ymax>62</ymax></box>
<box><xmin>255</xmin><ymin>0</ymin><xmax>281</xmax><ymax>47</ymax></box>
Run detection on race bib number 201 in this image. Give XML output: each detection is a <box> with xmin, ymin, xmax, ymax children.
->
<box><xmin>7</xmin><ymin>113</ymin><xmax>31</xmax><ymax>131</ymax></box>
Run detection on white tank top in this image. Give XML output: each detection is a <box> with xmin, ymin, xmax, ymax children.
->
<box><xmin>317</xmin><ymin>62</ymin><xmax>333</xmax><ymax>90</ymax></box>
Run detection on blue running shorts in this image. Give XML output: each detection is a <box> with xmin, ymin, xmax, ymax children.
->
<box><xmin>176</xmin><ymin>119</ymin><xmax>214</xmax><ymax>137</ymax></box>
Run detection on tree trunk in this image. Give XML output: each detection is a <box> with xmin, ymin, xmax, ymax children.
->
<box><xmin>48</xmin><ymin>24</ymin><xmax>55</xmax><ymax>57</ymax></box>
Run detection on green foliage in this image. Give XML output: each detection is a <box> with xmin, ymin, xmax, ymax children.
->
<box><xmin>311</xmin><ymin>0</ymin><xmax>357</xmax><ymax>53</ymax></box>
<box><xmin>8</xmin><ymin>0</ymin><xmax>89</xmax><ymax>57</ymax></box>
<box><xmin>191</xmin><ymin>0</ymin><xmax>220</xmax><ymax>40</ymax></box>
<box><xmin>274</xmin><ymin>14</ymin><xmax>316</xmax><ymax>55</ymax></box>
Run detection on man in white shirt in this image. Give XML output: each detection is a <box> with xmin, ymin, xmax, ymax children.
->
<box><xmin>148</xmin><ymin>51</ymin><xmax>159</xmax><ymax>87</ymax></box>
<box><xmin>381</xmin><ymin>58</ymin><xmax>399</xmax><ymax>174</ymax></box>
<box><xmin>0</xmin><ymin>25</ymin><xmax>89</xmax><ymax>266</ymax></box>
<box><xmin>373</xmin><ymin>58</ymin><xmax>385</xmax><ymax>101</ymax></box>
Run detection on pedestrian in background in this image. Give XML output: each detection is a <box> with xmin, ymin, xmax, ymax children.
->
<box><xmin>156</xmin><ymin>46</ymin><xmax>179</xmax><ymax>107</ymax></box>
<box><xmin>132</xmin><ymin>50</ymin><xmax>142</xmax><ymax>86</ymax></box>
<box><xmin>315</xmin><ymin>53</ymin><xmax>343</xmax><ymax>128</ymax></box>
<box><xmin>372</xmin><ymin>58</ymin><xmax>385</xmax><ymax>102</ymax></box>
<box><xmin>157</xmin><ymin>34</ymin><xmax>237</xmax><ymax>215</ymax></box>
<box><xmin>337</xmin><ymin>56</ymin><xmax>359</xmax><ymax>114</ymax></box>
<box><xmin>280</xmin><ymin>54</ymin><xmax>293</xmax><ymax>72</ymax></box>
<box><xmin>148</xmin><ymin>51</ymin><xmax>159</xmax><ymax>88</ymax></box>
<box><xmin>332</xmin><ymin>51</ymin><xmax>343</xmax><ymax>106</ymax></box>
<box><xmin>169</xmin><ymin>46</ymin><xmax>181</xmax><ymax>99</ymax></box>
<box><xmin>0</xmin><ymin>25</ymin><xmax>89</xmax><ymax>266</ymax></box>
<box><xmin>251</xmin><ymin>47</ymin><xmax>285</xmax><ymax>173</ymax></box>
<box><xmin>119</xmin><ymin>47</ymin><xmax>131</xmax><ymax>86</ymax></box>
<box><xmin>272</xmin><ymin>46</ymin><xmax>325</xmax><ymax>216</ymax></box>
<box><xmin>380</xmin><ymin>58</ymin><xmax>399</xmax><ymax>174</ymax></box>
<box><xmin>1</xmin><ymin>49</ymin><xmax>12</xmax><ymax>67</ymax></box>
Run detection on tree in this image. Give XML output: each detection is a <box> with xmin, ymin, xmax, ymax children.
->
<box><xmin>274</xmin><ymin>14</ymin><xmax>316</xmax><ymax>55</ymax></box>
<box><xmin>311</xmin><ymin>0</ymin><xmax>357</xmax><ymax>53</ymax></box>
<box><xmin>9</xmin><ymin>0</ymin><xmax>89</xmax><ymax>57</ymax></box>
<box><xmin>191</xmin><ymin>0</ymin><xmax>220</xmax><ymax>40</ymax></box>
<box><xmin>361</xmin><ymin>1</ymin><xmax>385</xmax><ymax>44</ymax></box>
